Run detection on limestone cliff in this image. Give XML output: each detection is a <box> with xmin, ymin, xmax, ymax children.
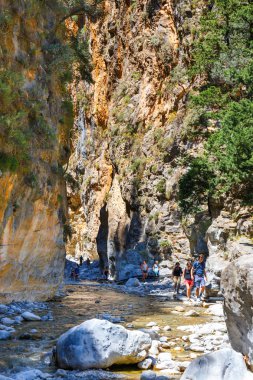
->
<box><xmin>0</xmin><ymin>0</ymin><xmax>71</xmax><ymax>301</ymax></box>
<box><xmin>67</xmin><ymin>0</ymin><xmax>253</xmax><ymax>279</ymax></box>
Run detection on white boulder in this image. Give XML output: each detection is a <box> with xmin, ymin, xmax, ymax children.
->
<box><xmin>180</xmin><ymin>348</ymin><xmax>253</xmax><ymax>380</ymax></box>
<box><xmin>56</xmin><ymin>318</ymin><xmax>151</xmax><ymax>369</ymax></box>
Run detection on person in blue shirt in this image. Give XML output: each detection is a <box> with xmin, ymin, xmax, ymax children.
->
<box><xmin>191</xmin><ymin>254</ymin><xmax>207</xmax><ymax>301</ymax></box>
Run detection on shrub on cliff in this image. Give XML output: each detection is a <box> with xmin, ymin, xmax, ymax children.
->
<box><xmin>179</xmin><ymin>0</ymin><xmax>253</xmax><ymax>213</ymax></box>
<box><xmin>179</xmin><ymin>100</ymin><xmax>253</xmax><ymax>213</ymax></box>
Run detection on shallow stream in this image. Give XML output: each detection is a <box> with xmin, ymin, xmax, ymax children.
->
<box><xmin>0</xmin><ymin>282</ymin><xmax>212</xmax><ymax>379</ymax></box>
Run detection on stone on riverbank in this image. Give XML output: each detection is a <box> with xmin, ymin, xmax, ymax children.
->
<box><xmin>137</xmin><ymin>358</ymin><xmax>153</xmax><ymax>369</ymax></box>
<box><xmin>0</xmin><ymin>331</ymin><xmax>11</xmax><ymax>340</ymax></box>
<box><xmin>56</xmin><ymin>318</ymin><xmax>151</xmax><ymax>370</ymax></box>
<box><xmin>125</xmin><ymin>278</ymin><xmax>141</xmax><ymax>287</ymax></box>
<box><xmin>21</xmin><ymin>312</ymin><xmax>41</xmax><ymax>321</ymax></box>
<box><xmin>185</xmin><ymin>310</ymin><xmax>199</xmax><ymax>317</ymax></box>
<box><xmin>1</xmin><ymin>317</ymin><xmax>15</xmax><ymax>325</ymax></box>
<box><xmin>221</xmin><ymin>254</ymin><xmax>253</xmax><ymax>366</ymax></box>
<box><xmin>180</xmin><ymin>348</ymin><xmax>253</xmax><ymax>380</ymax></box>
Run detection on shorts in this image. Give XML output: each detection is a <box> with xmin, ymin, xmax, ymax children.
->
<box><xmin>195</xmin><ymin>275</ymin><xmax>205</xmax><ymax>288</ymax></box>
<box><xmin>143</xmin><ymin>270</ymin><xmax>148</xmax><ymax>274</ymax></box>
<box><xmin>185</xmin><ymin>279</ymin><xmax>194</xmax><ymax>287</ymax></box>
<box><xmin>173</xmin><ymin>276</ymin><xmax>181</xmax><ymax>285</ymax></box>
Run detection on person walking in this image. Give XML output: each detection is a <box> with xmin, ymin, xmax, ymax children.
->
<box><xmin>172</xmin><ymin>262</ymin><xmax>183</xmax><ymax>294</ymax></box>
<box><xmin>183</xmin><ymin>261</ymin><xmax>194</xmax><ymax>300</ymax></box>
<box><xmin>74</xmin><ymin>264</ymin><xmax>80</xmax><ymax>281</ymax></box>
<box><xmin>153</xmin><ymin>261</ymin><xmax>160</xmax><ymax>278</ymax></box>
<box><xmin>79</xmin><ymin>255</ymin><xmax>83</xmax><ymax>267</ymax></box>
<box><xmin>141</xmin><ymin>260</ymin><xmax>149</xmax><ymax>281</ymax></box>
<box><xmin>191</xmin><ymin>254</ymin><xmax>207</xmax><ymax>301</ymax></box>
<box><xmin>103</xmin><ymin>266</ymin><xmax>109</xmax><ymax>280</ymax></box>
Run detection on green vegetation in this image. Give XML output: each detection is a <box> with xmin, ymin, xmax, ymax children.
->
<box><xmin>0</xmin><ymin>0</ymin><xmax>100</xmax><ymax>173</ymax></box>
<box><xmin>156</xmin><ymin>179</ymin><xmax>166</xmax><ymax>195</ymax></box>
<box><xmin>179</xmin><ymin>0</ymin><xmax>253</xmax><ymax>213</ymax></box>
<box><xmin>159</xmin><ymin>240</ymin><xmax>172</xmax><ymax>249</ymax></box>
<box><xmin>130</xmin><ymin>158</ymin><xmax>146</xmax><ymax>174</ymax></box>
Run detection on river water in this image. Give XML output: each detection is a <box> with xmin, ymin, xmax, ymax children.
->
<box><xmin>0</xmin><ymin>282</ymin><xmax>211</xmax><ymax>379</ymax></box>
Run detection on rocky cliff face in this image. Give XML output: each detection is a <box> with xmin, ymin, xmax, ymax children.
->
<box><xmin>0</xmin><ymin>0</ymin><xmax>71</xmax><ymax>301</ymax></box>
<box><xmin>67</xmin><ymin>0</ymin><xmax>253</xmax><ymax>278</ymax></box>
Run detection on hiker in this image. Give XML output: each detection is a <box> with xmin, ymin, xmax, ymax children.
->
<box><xmin>86</xmin><ymin>257</ymin><xmax>91</xmax><ymax>267</ymax></box>
<box><xmin>74</xmin><ymin>264</ymin><xmax>80</xmax><ymax>281</ymax></box>
<box><xmin>153</xmin><ymin>261</ymin><xmax>160</xmax><ymax>277</ymax></box>
<box><xmin>191</xmin><ymin>254</ymin><xmax>207</xmax><ymax>301</ymax></box>
<box><xmin>103</xmin><ymin>266</ymin><xmax>109</xmax><ymax>280</ymax></box>
<box><xmin>79</xmin><ymin>255</ymin><xmax>83</xmax><ymax>266</ymax></box>
<box><xmin>172</xmin><ymin>262</ymin><xmax>183</xmax><ymax>294</ymax></box>
<box><xmin>183</xmin><ymin>261</ymin><xmax>194</xmax><ymax>300</ymax></box>
<box><xmin>141</xmin><ymin>260</ymin><xmax>149</xmax><ymax>281</ymax></box>
<box><xmin>70</xmin><ymin>267</ymin><xmax>75</xmax><ymax>280</ymax></box>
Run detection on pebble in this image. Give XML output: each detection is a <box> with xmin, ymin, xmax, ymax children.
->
<box><xmin>137</xmin><ymin>358</ymin><xmax>153</xmax><ymax>369</ymax></box>
<box><xmin>140</xmin><ymin>370</ymin><xmax>157</xmax><ymax>380</ymax></box>
<box><xmin>163</xmin><ymin>325</ymin><xmax>171</xmax><ymax>331</ymax></box>
<box><xmin>174</xmin><ymin>306</ymin><xmax>185</xmax><ymax>312</ymax></box>
<box><xmin>21</xmin><ymin>312</ymin><xmax>41</xmax><ymax>321</ymax></box>
<box><xmin>0</xmin><ymin>331</ymin><xmax>11</xmax><ymax>340</ymax></box>
<box><xmin>190</xmin><ymin>344</ymin><xmax>205</xmax><ymax>352</ymax></box>
<box><xmin>185</xmin><ymin>310</ymin><xmax>200</xmax><ymax>317</ymax></box>
<box><xmin>1</xmin><ymin>317</ymin><xmax>15</xmax><ymax>325</ymax></box>
<box><xmin>0</xmin><ymin>305</ymin><xmax>8</xmax><ymax>314</ymax></box>
<box><xmin>146</xmin><ymin>322</ymin><xmax>157</xmax><ymax>327</ymax></box>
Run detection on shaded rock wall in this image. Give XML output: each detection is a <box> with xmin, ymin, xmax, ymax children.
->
<box><xmin>0</xmin><ymin>0</ymin><xmax>70</xmax><ymax>301</ymax></box>
<box><xmin>222</xmin><ymin>254</ymin><xmax>253</xmax><ymax>367</ymax></box>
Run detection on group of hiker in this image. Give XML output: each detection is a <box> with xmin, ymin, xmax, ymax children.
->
<box><xmin>141</xmin><ymin>253</ymin><xmax>207</xmax><ymax>301</ymax></box>
<box><xmin>70</xmin><ymin>255</ymin><xmax>90</xmax><ymax>281</ymax></box>
<box><xmin>70</xmin><ymin>253</ymin><xmax>207</xmax><ymax>301</ymax></box>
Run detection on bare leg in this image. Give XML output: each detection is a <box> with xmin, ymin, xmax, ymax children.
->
<box><xmin>186</xmin><ymin>284</ymin><xmax>190</xmax><ymax>298</ymax></box>
<box><xmin>200</xmin><ymin>286</ymin><xmax>205</xmax><ymax>298</ymax></box>
<box><xmin>189</xmin><ymin>285</ymin><xmax>193</xmax><ymax>298</ymax></box>
<box><xmin>195</xmin><ymin>287</ymin><xmax>200</xmax><ymax>298</ymax></box>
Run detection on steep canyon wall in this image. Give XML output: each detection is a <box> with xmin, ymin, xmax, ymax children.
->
<box><xmin>67</xmin><ymin>0</ymin><xmax>253</xmax><ymax>279</ymax></box>
<box><xmin>0</xmin><ymin>0</ymin><xmax>71</xmax><ymax>301</ymax></box>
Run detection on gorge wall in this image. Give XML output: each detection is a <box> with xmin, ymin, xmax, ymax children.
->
<box><xmin>0</xmin><ymin>0</ymin><xmax>72</xmax><ymax>301</ymax></box>
<box><xmin>67</xmin><ymin>0</ymin><xmax>253</xmax><ymax>279</ymax></box>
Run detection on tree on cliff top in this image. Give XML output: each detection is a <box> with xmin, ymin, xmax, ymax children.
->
<box><xmin>179</xmin><ymin>0</ymin><xmax>253</xmax><ymax>214</ymax></box>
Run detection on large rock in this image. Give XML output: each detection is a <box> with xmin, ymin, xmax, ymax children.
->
<box><xmin>222</xmin><ymin>254</ymin><xmax>253</xmax><ymax>365</ymax></box>
<box><xmin>180</xmin><ymin>348</ymin><xmax>253</xmax><ymax>380</ymax></box>
<box><xmin>56</xmin><ymin>318</ymin><xmax>151</xmax><ymax>369</ymax></box>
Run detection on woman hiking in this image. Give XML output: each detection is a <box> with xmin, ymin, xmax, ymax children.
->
<box><xmin>172</xmin><ymin>262</ymin><xmax>183</xmax><ymax>294</ymax></box>
<box><xmin>183</xmin><ymin>261</ymin><xmax>194</xmax><ymax>301</ymax></box>
<box><xmin>141</xmin><ymin>260</ymin><xmax>149</xmax><ymax>281</ymax></box>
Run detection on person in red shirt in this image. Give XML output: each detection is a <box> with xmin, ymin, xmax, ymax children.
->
<box><xmin>183</xmin><ymin>261</ymin><xmax>194</xmax><ymax>300</ymax></box>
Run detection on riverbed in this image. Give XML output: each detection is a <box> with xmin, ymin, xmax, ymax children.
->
<box><xmin>0</xmin><ymin>281</ymin><xmax>213</xmax><ymax>379</ymax></box>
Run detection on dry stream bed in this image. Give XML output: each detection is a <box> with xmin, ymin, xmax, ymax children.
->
<box><xmin>0</xmin><ymin>282</ymin><xmax>216</xmax><ymax>379</ymax></box>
